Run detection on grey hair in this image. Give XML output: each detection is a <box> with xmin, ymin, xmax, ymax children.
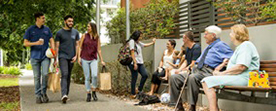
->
<box><xmin>205</xmin><ymin>25</ymin><xmax>222</xmax><ymax>38</ymax></box>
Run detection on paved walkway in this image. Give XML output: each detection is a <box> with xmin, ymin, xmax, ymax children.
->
<box><xmin>19</xmin><ymin>70</ymin><xmax>146</xmax><ymax>111</ymax></box>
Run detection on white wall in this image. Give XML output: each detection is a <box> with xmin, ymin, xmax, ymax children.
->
<box><xmin>201</xmin><ymin>24</ymin><xmax>276</xmax><ymax>60</ymax></box>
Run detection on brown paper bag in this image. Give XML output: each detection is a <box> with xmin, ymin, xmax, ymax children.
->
<box><xmin>47</xmin><ymin>68</ymin><xmax>61</xmax><ymax>93</ymax></box>
<box><xmin>100</xmin><ymin>66</ymin><xmax>111</xmax><ymax>90</ymax></box>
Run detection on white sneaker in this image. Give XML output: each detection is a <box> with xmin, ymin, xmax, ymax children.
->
<box><xmin>61</xmin><ymin>95</ymin><xmax>68</xmax><ymax>104</ymax></box>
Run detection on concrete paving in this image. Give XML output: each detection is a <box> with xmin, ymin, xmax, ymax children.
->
<box><xmin>19</xmin><ymin>70</ymin><xmax>146</xmax><ymax>111</ymax></box>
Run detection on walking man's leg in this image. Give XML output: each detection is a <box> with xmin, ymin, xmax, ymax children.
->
<box><xmin>31</xmin><ymin>59</ymin><xmax>42</xmax><ymax>104</ymax></box>
<box><xmin>41</xmin><ymin>58</ymin><xmax>50</xmax><ymax>103</ymax></box>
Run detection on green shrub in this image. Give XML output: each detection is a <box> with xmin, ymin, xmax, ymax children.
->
<box><xmin>3</xmin><ymin>67</ymin><xmax>22</xmax><ymax>75</ymax></box>
<box><xmin>0</xmin><ymin>67</ymin><xmax>4</xmax><ymax>74</ymax></box>
<box><xmin>25</xmin><ymin>63</ymin><xmax>32</xmax><ymax>70</ymax></box>
<box><xmin>71</xmin><ymin>63</ymin><xmax>85</xmax><ymax>84</ymax></box>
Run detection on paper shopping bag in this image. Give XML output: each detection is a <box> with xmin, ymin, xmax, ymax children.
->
<box><xmin>99</xmin><ymin>66</ymin><xmax>111</xmax><ymax>90</ymax></box>
<box><xmin>47</xmin><ymin>68</ymin><xmax>61</xmax><ymax>93</ymax></box>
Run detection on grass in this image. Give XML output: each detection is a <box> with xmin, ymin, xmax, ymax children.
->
<box><xmin>0</xmin><ymin>78</ymin><xmax>19</xmax><ymax>87</ymax></box>
<box><xmin>0</xmin><ymin>102</ymin><xmax>19</xmax><ymax>111</ymax></box>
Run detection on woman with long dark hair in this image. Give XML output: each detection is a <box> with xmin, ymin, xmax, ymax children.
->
<box><xmin>78</xmin><ymin>22</ymin><xmax>105</xmax><ymax>102</ymax></box>
<box><xmin>128</xmin><ymin>30</ymin><xmax>156</xmax><ymax>99</ymax></box>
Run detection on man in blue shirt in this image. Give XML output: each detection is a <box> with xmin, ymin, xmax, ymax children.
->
<box><xmin>187</xmin><ymin>25</ymin><xmax>233</xmax><ymax>111</ymax></box>
<box><xmin>23</xmin><ymin>12</ymin><xmax>55</xmax><ymax>104</ymax></box>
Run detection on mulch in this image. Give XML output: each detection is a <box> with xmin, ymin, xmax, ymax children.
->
<box><xmin>0</xmin><ymin>74</ymin><xmax>18</xmax><ymax>79</ymax></box>
<box><xmin>0</xmin><ymin>75</ymin><xmax>20</xmax><ymax>110</ymax></box>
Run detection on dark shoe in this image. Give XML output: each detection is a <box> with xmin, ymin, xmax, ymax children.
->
<box><xmin>92</xmin><ymin>91</ymin><xmax>98</xmax><ymax>101</ymax></box>
<box><xmin>86</xmin><ymin>93</ymin><xmax>91</xmax><ymax>102</ymax></box>
<box><xmin>42</xmin><ymin>94</ymin><xmax>49</xmax><ymax>103</ymax></box>
<box><xmin>36</xmin><ymin>96</ymin><xmax>42</xmax><ymax>104</ymax></box>
<box><xmin>61</xmin><ymin>95</ymin><xmax>68</xmax><ymax>104</ymax></box>
<box><xmin>189</xmin><ymin>105</ymin><xmax>196</xmax><ymax>111</ymax></box>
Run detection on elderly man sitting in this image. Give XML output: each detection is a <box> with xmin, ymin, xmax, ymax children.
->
<box><xmin>172</xmin><ymin>25</ymin><xmax>234</xmax><ymax>111</ymax></box>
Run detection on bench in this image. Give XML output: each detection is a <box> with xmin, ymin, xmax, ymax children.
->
<box><xmin>214</xmin><ymin>60</ymin><xmax>276</xmax><ymax>105</ymax></box>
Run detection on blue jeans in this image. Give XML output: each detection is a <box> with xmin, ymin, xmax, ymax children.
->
<box><xmin>81</xmin><ymin>59</ymin><xmax>98</xmax><ymax>92</ymax></box>
<box><xmin>128</xmin><ymin>64</ymin><xmax>148</xmax><ymax>95</ymax></box>
<box><xmin>59</xmin><ymin>58</ymin><xmax>74</xmax><ymax>96</ymax></box>
<box><xmin>31</xmin><ymin>58</ymin><xmax>50</xmax><ymax>97</ymax></box>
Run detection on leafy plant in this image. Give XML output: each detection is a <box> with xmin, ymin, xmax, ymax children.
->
<box><xmin>25</xmin><ymin>63</ymin><xmax>32</xmax><ymax>70</ymax></box>
<box><xmin>2</xmin><ymin>67</ymin><xmax>21</xmax><ymax>75</ymax></box>
<box><xmin>209</xmin><ymin>0</ymin><xmax>276</xmax><ymax>25</ymax></box>
<box><xmin>0</xmin><ymin>67</ymin><xmax>4</xmax><ymax>74</ymax></box>
<box><xmin>106</xmin><ymin>0</ymin><xmax>179</xmax><ymax>44</ymax></box>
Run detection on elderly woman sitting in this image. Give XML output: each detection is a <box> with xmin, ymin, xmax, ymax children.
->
<box><xmin>201</xmin><ymin>24</ymin><xmax>260</xmax><ymax>111</ymax></box>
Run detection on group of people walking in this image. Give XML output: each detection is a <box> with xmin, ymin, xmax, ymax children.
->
<box><xmin>23</xmin><ymin>13</ymin><xmax>105</xmax><ymax>104</ymax></box>
<box><xmin>24</xmin><ymin>12</ymin><xmax>260</xmax><ymax>111</ymax></box>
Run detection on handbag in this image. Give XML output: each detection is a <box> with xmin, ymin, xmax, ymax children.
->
<box><xmin>248</xmin><ymin>70</ymin><xmax>270</xmax><ymax>88</ymax></box>
<box><xmin>99</xmin><ymin>66</ymin><xmax>112</xmax><ymax>90</ymax></box>
<box><xmin>47</xmin><ymin>67</ymin><xmax>61</xmax><ymax>93</ymax></box>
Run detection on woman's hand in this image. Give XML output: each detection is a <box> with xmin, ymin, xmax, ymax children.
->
<box><xmin>101</xmin><ymin>61</ymin><xmax>106</xmax><ymax>66</ymax></box>
<box><xmin>152</xmin><ymin>38</ymin><xmax>156</xmax><ymax>43</ymax></box>
<box><xmin>78</xmin><ymin>58</ymin><xmax>82</xmax><ymax>66</ymax></box>
<box><xmin>134</xmin><ymin>63</ymin><xmax>138</xmax><ymax>70</ymax></box>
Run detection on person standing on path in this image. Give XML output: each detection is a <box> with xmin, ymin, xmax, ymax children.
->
<box><xmin>23</xmin><ymin>12</ymin><xmax>55</xmax><ymax>104</ymax></box>
<box><xmin>55</xmin><ymin>15</ymin><xmax>80</xmax><ymax>104</ymax></box>
<box><xmin>127</xmin><ymin>30</ymin><xmax>156</xmax><ymax>99</ymax></box>
<box><xmin>78</xmin><ymin>22</ymin><xmax>106</xmax><ymax>102</ymax></box>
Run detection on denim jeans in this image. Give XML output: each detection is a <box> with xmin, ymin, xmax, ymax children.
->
<box><xmin>81</xmin><ymin>59</ymin><xmax>98</xmax><ymax>92</ymax></box>
<box><xmin>31</xmin><ymin>58</ymin><xmax>50</xmax><ymax>97</ymax></box>
<box><xmin>128</xmin><ymin>64</ymin><xmax>148</xmax><ymax>95</ymax></box>
<box><xmin>59</xmin><ymin>58</ymin><xmax>74</xmax><ymax>96</ymax></box>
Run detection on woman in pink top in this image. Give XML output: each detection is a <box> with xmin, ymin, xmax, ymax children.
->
<box><xmin>78</xmin><ymin>22</ymin><xmax>105</xmax><ymax>102</ymax></box>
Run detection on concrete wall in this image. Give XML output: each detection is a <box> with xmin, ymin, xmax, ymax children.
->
<box><xmin>201</xmin><ymin>23</ymin><xmax>276</xmax><ymax>60</ymax></box>
<box><xmin>153</xmin><ymin>39</ymin><xmax>183</xmax><ymax>71</ymax></box>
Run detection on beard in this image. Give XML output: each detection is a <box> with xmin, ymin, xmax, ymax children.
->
<box><xmin>66</xmin><ymin>23</ymin><xmax>73</xmax><ymax>29</ymax></box>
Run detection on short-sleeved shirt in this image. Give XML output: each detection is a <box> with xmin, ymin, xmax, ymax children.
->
<box><xmin>55</xmin><ymin>28</ymin><xmax>80</xmax><ymax>59</ymax></box>
<box><xmin>23</xmin><ymin>25</ymin><xmax>53</xmax><ymax>59</ymax></box>
<box><xmin>227</xmin><ymin>41</ymin><xmax>260</xmax><ymax>75</ymax></box>
<box><xmin>196</xmin><ymin>39</ymin><xmax>233</xmax><ymax>68</ymax></box>
<box><xmin>129</xmin><ymin>39</ymin><xmax>145</xmax><ymax>64</ymax></box>
<box><xmin>185</xmin><ymin>43</ymin><xmax>201</xmax><ymax>66</ymax></box>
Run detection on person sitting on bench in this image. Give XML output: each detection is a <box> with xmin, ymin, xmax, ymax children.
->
<box><xmin>201</xmin><ymin>24</ymin><xmax>260</xmax><ymax>111</ymax></box>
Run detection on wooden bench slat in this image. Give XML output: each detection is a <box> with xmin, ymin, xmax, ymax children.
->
<box><xmin>260</xmin><ymin>64</ymin><xmax>276</xmax><ymax>68</ymax></box>
<box><xmin>269</xmin><ymin>78</ymin><xmax>276</xmax><ymax>82</ymax></box>
<box><xmin>216</xmin><ymin>86</ymin><xmax>271</xmax><ymax>92</ymax></box>
<box><xmin>268</xmin><ymin>73</ymin><xmax>276</xmax><ymax>77</ymax></box>
<box><xmin>260</xmin><ymin>60</ymin><xmax>276</xmax><ymax>64</ymax></box>
<box><xmin>270</xmin><ymin>82</ymin><xmax>276</xmax><ymax>86</ymax></box>
<box><xmin>260</xmin><ymin>68</ymin><xmax>276</xmax><ymax>72</ymax></box>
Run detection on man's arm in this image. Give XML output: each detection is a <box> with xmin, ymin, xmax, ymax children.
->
<box><xmin>23</xmin><ymin>39</ymin><xmax>43</xmax><ymax>47</ymax></box>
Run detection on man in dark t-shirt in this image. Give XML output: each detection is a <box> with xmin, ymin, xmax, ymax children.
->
<box><xmin>23</xmin><ymin>12</ymin><xmax>55</xmax><ymax>104</ymax></box>
<box><xmin>55</xmin><ymin>15</ymin><xmax>80</xmax><ymax>104</ymax></box>
<box><xmin>169</xmin><ymin>31</ymin><xmax>201</xmax><ymax>110</ymax></box>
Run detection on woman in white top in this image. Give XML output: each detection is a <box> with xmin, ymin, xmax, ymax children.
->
<box><xmin>149</xmin><ymin>39</ymin><xmax>177</xmax><ymax>95</ymax></box>
<box><xmin>128</xmin><ymin>30</ymin><xmax>156</xmax><ymax>99</ymax></box>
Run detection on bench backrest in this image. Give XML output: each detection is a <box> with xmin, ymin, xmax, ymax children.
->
<box><xmin>260</xmin><ymin>60</ymin><xmax>276</xmax><ymax>90</ymax></box>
